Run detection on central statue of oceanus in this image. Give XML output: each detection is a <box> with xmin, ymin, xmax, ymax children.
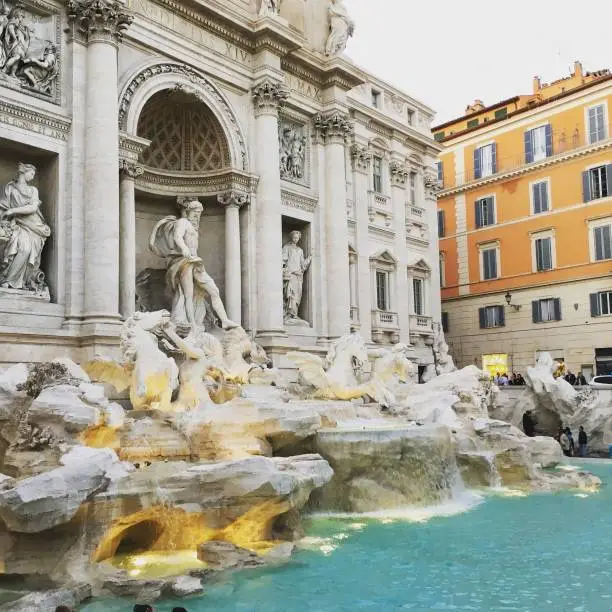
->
<box><xmin>149</xmin><ymin>198</ymin><xmax>238</xmax><ymax>334</ymax></box>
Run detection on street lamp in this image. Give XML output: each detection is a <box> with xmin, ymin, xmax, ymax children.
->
<box><xmin>505</xmin><ymin>291</ymin><xmax>521</xmax><ymax>311</ymax></box>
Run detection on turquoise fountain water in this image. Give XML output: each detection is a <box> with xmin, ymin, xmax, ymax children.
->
<box><xmin>82</xmin><ymin>461</ymin><xmax>612</xmax><ymax>612</ymax></box>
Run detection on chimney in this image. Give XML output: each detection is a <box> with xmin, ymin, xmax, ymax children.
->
<box><xmin>574</xmin><ymin>61</ymin><xmax>583</xmax><ymax>79</ymax></box>
<box><xmin>465</xmin><ymin>99</ymin><xmax>485</xmax><ymax>115</ymax></box>
<box><xmin>533</xmin><ymin>75</ymin><xmax>541</xmax><ymax>94</ymax></box>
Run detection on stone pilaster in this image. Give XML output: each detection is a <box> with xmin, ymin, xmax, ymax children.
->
<box><xmin>390</xmin><ymin>160</ymin><xmax>411</xmax><ymax>344</ymax></box>
<box><xmin>350</xmin><ymin>143</ymin><xmax>372</xmax><ymax>340</ymax></box>
<box><xmin>68</xmin><ymin>1</ymin><xmax>133</xmax><ymax>330</ymax></box>
<box><xmin>218</xmin><ymin>190</ymin><xmax>250</xmax><ymax>325</ymax></box>
<box><xmin>118</xmin><ymin>160</ymin><xmax>143</xmax><ymax>319</ymax></box>
<box><xmin>252</xmin><ymin>78</ymin><xmax>288</xmax><ymax>342</ymax></box>
<box><xmin>314</xmin><ymin>111</ymin><xmax>352</xmax><ymax>340</ymax></box>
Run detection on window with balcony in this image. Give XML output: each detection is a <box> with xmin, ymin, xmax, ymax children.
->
<box><xmin>373</xmin><ymin>156</ymin><xmax>383</xmax><ymax>193</ymax></box>
<box><xmin>593</xmin><ymin>224</ymin><xmax>612</xmax><ymax>261</ymax></box>
<box><xmin>583</xmin><ymin>165</ymin><xmax>611</xmax><ymax>202</ymax></box>
<box><xmin>533</xmin><ymin>234</ymin><xmax>554</xmax><ymax>271</ymax></box>
<box><xmin>475</xmin><ymin>196</ymin><xmax>496</xmax><ymax>228</ymax></box>
<box><xmin>437</xmin><ymin>210</ymin><xmax>446</xmax><ymax>238</ymax></box>
<box><xmin>532</xmin><ymin>298</ymin><xmax>562</xmax><ymax>323</ymax></box>
<box><xmin>372</xmin><ymin>89</ymin><xmax>381</xmax><ymax>108</ymax></box>
<box><xmin>591</xmin><ymin>290</ymin><xmax>612</xmax><ymax>317</ymax></box>
<box><xmin>587</xmin><ymin>104</ymin><xmax>607</xmax><ymax>144</ymax></box>
<box><xmin>376</xmin><ymin>270</ymin><xmax>389</xmax><ymax>311</ymax></box>
<box><xmin>481</xmin><ymin>246</ymin><xmax>498</xmax><ymax>280</ymax></box>
<box><xmin>478</xmin><ymin>305</ymin><xmax>505</xmax><ymax>329</ymax></box>
<box><xmin>532</xmin><ymin>180</ymin><xmax>550</xmax><ymax>214</ymax></box>
<box><xmin>525</xmin><ymin>124</ymin><xmax>552</xmax><ymax>163</ymax></box>
<box><xmin>413</xmin><ymin>278</ymin><xmax>424</xmax><ymax>315</ymax></box>
<box><xmin>474</xmin><ymin>143</ymin><xmax>497</xmax><ymax>179</ymax></box>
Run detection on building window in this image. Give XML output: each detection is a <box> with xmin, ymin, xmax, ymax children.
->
<box><xmin>413</xmin><ymin>278</ymin><xmax>424</xmax><ymax>315</ymax></box>
<box><xmin>494</xmin><ymin>107</ymin><xmax>508</xmax><ymax>120</ymax></box>
<box><xmin>436</xmin><ymin>161</ymin><xmax>443</xmax><ymax>183</ymax></box>
<box><xmin>475</xmin><ymin>196</ymin><xmax>495</xmax><ymax>228</ymax></box>
<box><xmin>409</xmin><ymin>171</ymin><xmax>417</xmax><ymax>204</ymax></box>
<box><xmin>474</xmin><ymin>143</ymin><xmax>497</xmax><ymax>179</ymax></box>
<box><xmin>593</xmin><ymin>224</ymin><xmax>612</xmax><ymax>261</ymax></box>
<box><xmin>441</xmin><ymin>311</ymin><xmax>449</xmax><ymax>332</ymax></box>
<box><xmin>372</xmin><ymin>156</ymin><xmax>383</xmax><ymax>193</ymax></box>
<box><xmin>591</xmin><ymin>290</ymin><xmax>612</xmax><ymax>317</ymax></box>
<box><xmin>525</xmin><ymin>124</ymin><xmax>552</xmax><ymax>163</ymax></box>
<box><xmin>407</xmin><ymin>109</ymin><xmax>414</xmax><ymax>125</ymax></box>
<box><xmin>479</xmin><ymin>305</ymin><xmax>505</xmax><ymax>329</ymax></box>
<box><xmin>439</xmin><ymin>254</ymin><xmax>445</xmax><ymax>288</ymax></box>
<box><xmin>532</xmin><ymin>298</ymin><xmax>562</xmax><ymax>323</ymax></box>
<box><xmin>372</xmin><ymin>89</ymin><xmax>381</xmax><ymax>108</ymax></box>
<box><xmin>534</xmin><ymin>235</ymin><xmax>554</xmax><ymax>271</ymax></box>
<box><xmin>532</xmin><ymin>180</ymin><xmax>549</xmax><ymax>214</ymax></box>
<box><xmin>376</xmin><ymin>270</ymin><xmax>389</xmax><ymax>311</ymax></box>
<box><xmin>467</xmin><ymin>118</ymin><xmax>479</xmax><ymax>129</ymax></box>
<box><xmin>584</xmin><ymin>165</ymin><xmax>611</xmax><ymax>202</ymax></box>
<box><xmin>434</xmin><ymin>131</ymin><xmax>445</xmax><ymax>142</ymax></box>
<box><xmin>588</xmin><ymin>104</ymin><xmax>607</xmax><ymax>144</ymax></box>
<box><xmin>437</xmin><ymin>210</ymin><xmax>446</xmax><ymax>238</ymax></box>
<box><xmin>481</xmin><ymin>246</ymin><xmax>498</xmax><ymax>280</ymax></box>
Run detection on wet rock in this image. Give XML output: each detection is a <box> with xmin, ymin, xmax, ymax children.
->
<box><xmin>0</xmin><ymin>583</ymin><xmax>91</xmax><ymax>612</ymax></box>
<box><xmin>170</xmin><ymin>574</ymin><xmax>204</xmax><ymax>597</ymax></box>
<box><xmin>198</xmin><ymin>540</ymin><xmax>264</xmax><ymax>570</ymax></box>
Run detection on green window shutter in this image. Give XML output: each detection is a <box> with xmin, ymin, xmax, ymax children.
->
<box><xmin>494</xmin><ymin>108</ymin><xmax>508</xmax><ymax>120</ymax></box>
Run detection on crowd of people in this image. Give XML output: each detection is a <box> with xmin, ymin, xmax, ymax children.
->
<box><xmin>522</xmin><ymin>410</ymin><xmax>589</xmax><ymax>457</ymax></box>
<box><xmin>493</xmin><ymin>372</ymin><xmax>526</xmax><ymax>386</ymax></box>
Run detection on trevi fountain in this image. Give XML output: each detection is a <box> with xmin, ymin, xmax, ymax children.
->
<box><xmin>0</xmin><ymin>0</ymin><xmax>610</xmax><ymax>611</ymax></box>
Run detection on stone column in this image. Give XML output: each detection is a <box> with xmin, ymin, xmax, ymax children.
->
<box><xmin>252</xmin><ymin>79</ymin><xmax>288</xmax><ymax>341</ymax></box>
<box><xmin>390</xmin><ymin>161</ymin><xmax>411</xmax><ymax>344</ymax></box>
<box><xmin>218</xmin><ymin>190</ymin><xmax>250</xmax><ymax>325</ymax></box>
<box><xmin>68</xmin><ymin>1</ymin><xmax>133</xmax><ymax>328</ymax></box>
<box><xmin>118</xmin><ymin>160</ymin><xmax>143</xmax><ymax>319</ymax></box>
<box><xmin>314</xmin><ymin>112</ymin><xmax>352</xmax><ymax>340</ymax></box>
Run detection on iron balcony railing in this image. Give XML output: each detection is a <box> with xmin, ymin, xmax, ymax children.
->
<box><xmin>441</xmin><ymin>124</ymin><xmax>612</xmax><ymax>189</ymax></box>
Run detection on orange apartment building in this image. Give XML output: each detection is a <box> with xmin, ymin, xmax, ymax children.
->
<box><xmin>434</xmin><ymin>62</ymin><xmax>612</xmax><ymax>379</ymax></box>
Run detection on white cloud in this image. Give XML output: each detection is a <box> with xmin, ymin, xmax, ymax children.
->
<box><xmin>345</xmin><ymin>0</ymin><xmax>612</xmax><ymax>124</ymax></box>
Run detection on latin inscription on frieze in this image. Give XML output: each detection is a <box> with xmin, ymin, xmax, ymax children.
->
<box><xmin>126</xmin><ymin>0</ymin><xmax>251</xmax><ymax>66</ymax></box>
<box><xmin>285</xmin><ymin>75</ymin><xmax>322</xmax><ymax>102</ymax></box>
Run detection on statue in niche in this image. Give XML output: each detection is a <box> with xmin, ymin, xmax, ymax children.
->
<box><xmin>325</xmin><ymin>0</ymin><xmax>355</xmax><ymax>57</ymax></box>
<box><xmin>258</xmin><ymin>0</ymin><xmax>281</xmax><ymax>17</ymax></box>
<box><xmin>0</xmin><ymin>1</ymin><xmax>58</xmax><ymax>95</ymax></box>
<box><xmin>279</xmin><ymin>125</ymin><xmax>306</xmax><ymax>181</ymax></box>
<box><xmin>282</xmin><ymin>230</ymin><xmax>311</xmax><ymax>325</ymax></box>
<box><xmin>0</xmin><ymin>162</ymin><xmax>51</xmax><ymax>295</ymax></box>
<box><xmin>149</xmin><ymin>198</ymin><xmax>238</xmax><ymax>334</ymax></box>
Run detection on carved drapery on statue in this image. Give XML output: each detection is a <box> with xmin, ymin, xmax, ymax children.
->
<box><xmin>148</xmin><ymin>198</ymin><xmax>237</xmax><ymax>334</ymax></box>
<box><xmin>282</xmin><ymin>230</ymin><xmax>311</xmax><ymax>326</ymax></box>
<box><xmin>0</xmin><ymin>162</ymin><xmax>50</xmax><ymax>297</ymax></box>
<box><xmin>279</xmin><ymin>121</ymin><xmax>307</xmax><ymax>183</ymax></box>
<box><xmin>258</xmin><ymin>0</ymin><xmax>281</xmax><ymax>17</ymax></box>
<box><xmin>325</xmin><ymin>0</ymin><xmax>354</xmax><ymax>56</ymax></box>
<box><xmin>0</xmin><ymin>0</ymin><xmax>60</xmax><ymax>98</ymax></box>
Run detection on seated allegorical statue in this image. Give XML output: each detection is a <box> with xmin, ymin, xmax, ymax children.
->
<box><xmin>149</xmin><ymin>197</ymin><xmax>238</xmax><ymax>334</ymax></box>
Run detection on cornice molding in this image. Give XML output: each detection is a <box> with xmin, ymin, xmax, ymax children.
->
<box><xmin>281</xmin><ymin>188</ymin><xmax>319</xmax><ymax>214</ymax></box>
<box><xmin>0</xmin><ymin>98</ymin><xmax>71</xmax><ymax>141</ymax></box>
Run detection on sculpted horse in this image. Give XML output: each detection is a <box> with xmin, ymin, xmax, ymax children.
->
<box><xmin>288</xmin><ymin>333</ymin><xmax>397</xmax><ymax>406</ymax></box>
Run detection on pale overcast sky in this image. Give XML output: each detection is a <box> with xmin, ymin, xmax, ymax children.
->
<box><xmin>345</xmin><ymin>0</ymin><xmax>612</xmax><ymax>125</ymax></box>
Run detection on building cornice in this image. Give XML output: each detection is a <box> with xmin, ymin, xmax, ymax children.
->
<box><xmin>0</xmin><ymin>97</ymin><xmax>72</xmax><ymax>141</ymax></box>
<box><xmin>440</xmin><ymin>137</ymin><xmax>612</xmax><ymax>197</ymax></box>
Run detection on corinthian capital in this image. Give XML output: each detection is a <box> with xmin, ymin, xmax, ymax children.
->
<box><xmin>119</xmin><ymin>159</ymin><xmax>144</xmax><ymax>179</ymax></box>
<box><xmin>350</xmin><ymin>144</ymin><xmax>371</xmax><ymax>173</ymax></box>
<box><xmin>68</xmin><ymin>0</ymin><xmax>134</xmax><ymax>43</ymax></box>
<box><xmin>313</xmin><ymin>112</ymin><xmax>352</xmax><ymax>144</ymax></box>
<box><xmin>389</xmin><ymin>161</ymin><xmax>409</xmax><ymax>187</ymax></box>
<box><xmin>252</xmin><ymin>79</ymin><xmax>289</xmax><ymax>116</ymax></box>
<box><xmin>217</xmin><ymin>190</ymin><xmax>250</xmax><ymax>208</ymax></box>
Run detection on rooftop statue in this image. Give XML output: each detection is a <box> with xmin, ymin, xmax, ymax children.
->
<box><xmin>259</xmin><ymin>0</ymin><xmax>281</xmax><ymax>17</ymax></box>
<box><xmin>324</xmin><ymin>0</ymin><xmax>354</xmax><ymax>57</ymax></box>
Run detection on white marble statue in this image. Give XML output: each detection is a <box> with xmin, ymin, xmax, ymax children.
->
<box><xmin>21</xmin><ymin>42</ymin><xmax>58</xmax><ymax>94</ymax></box>
<box><xmin>258</xmin><ymin>0</ymin><xmax>281</xmax><ymax>17</ymax></box>
<box><xmin>279</xmin><ymin>124</ymin><xmax>306</xmax><ymax>181</ymax></box>
<box><xmin>282</xmin><ymin>230</ymin><xmax>311</xmax><ymax>325</ymax></box>
<box><xmin>324</xmin><ymin>0</ymin><xmax>355</xmax><ymax>57</ymax></box>
<box><xmin>149</xmin><ymin>198</ymin><xmax>238</xmax><ymax>333</ymax></box>
<box><xmin>0</xmin><ymin>162</ymin><xmax>51</xmax><ymax>294</ymax></box>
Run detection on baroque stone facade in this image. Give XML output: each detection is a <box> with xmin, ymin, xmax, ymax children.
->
<box><xmin>0</xmin><ymin>0</ymin><xmax>442</xmax><ymax>369</ymax></box>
